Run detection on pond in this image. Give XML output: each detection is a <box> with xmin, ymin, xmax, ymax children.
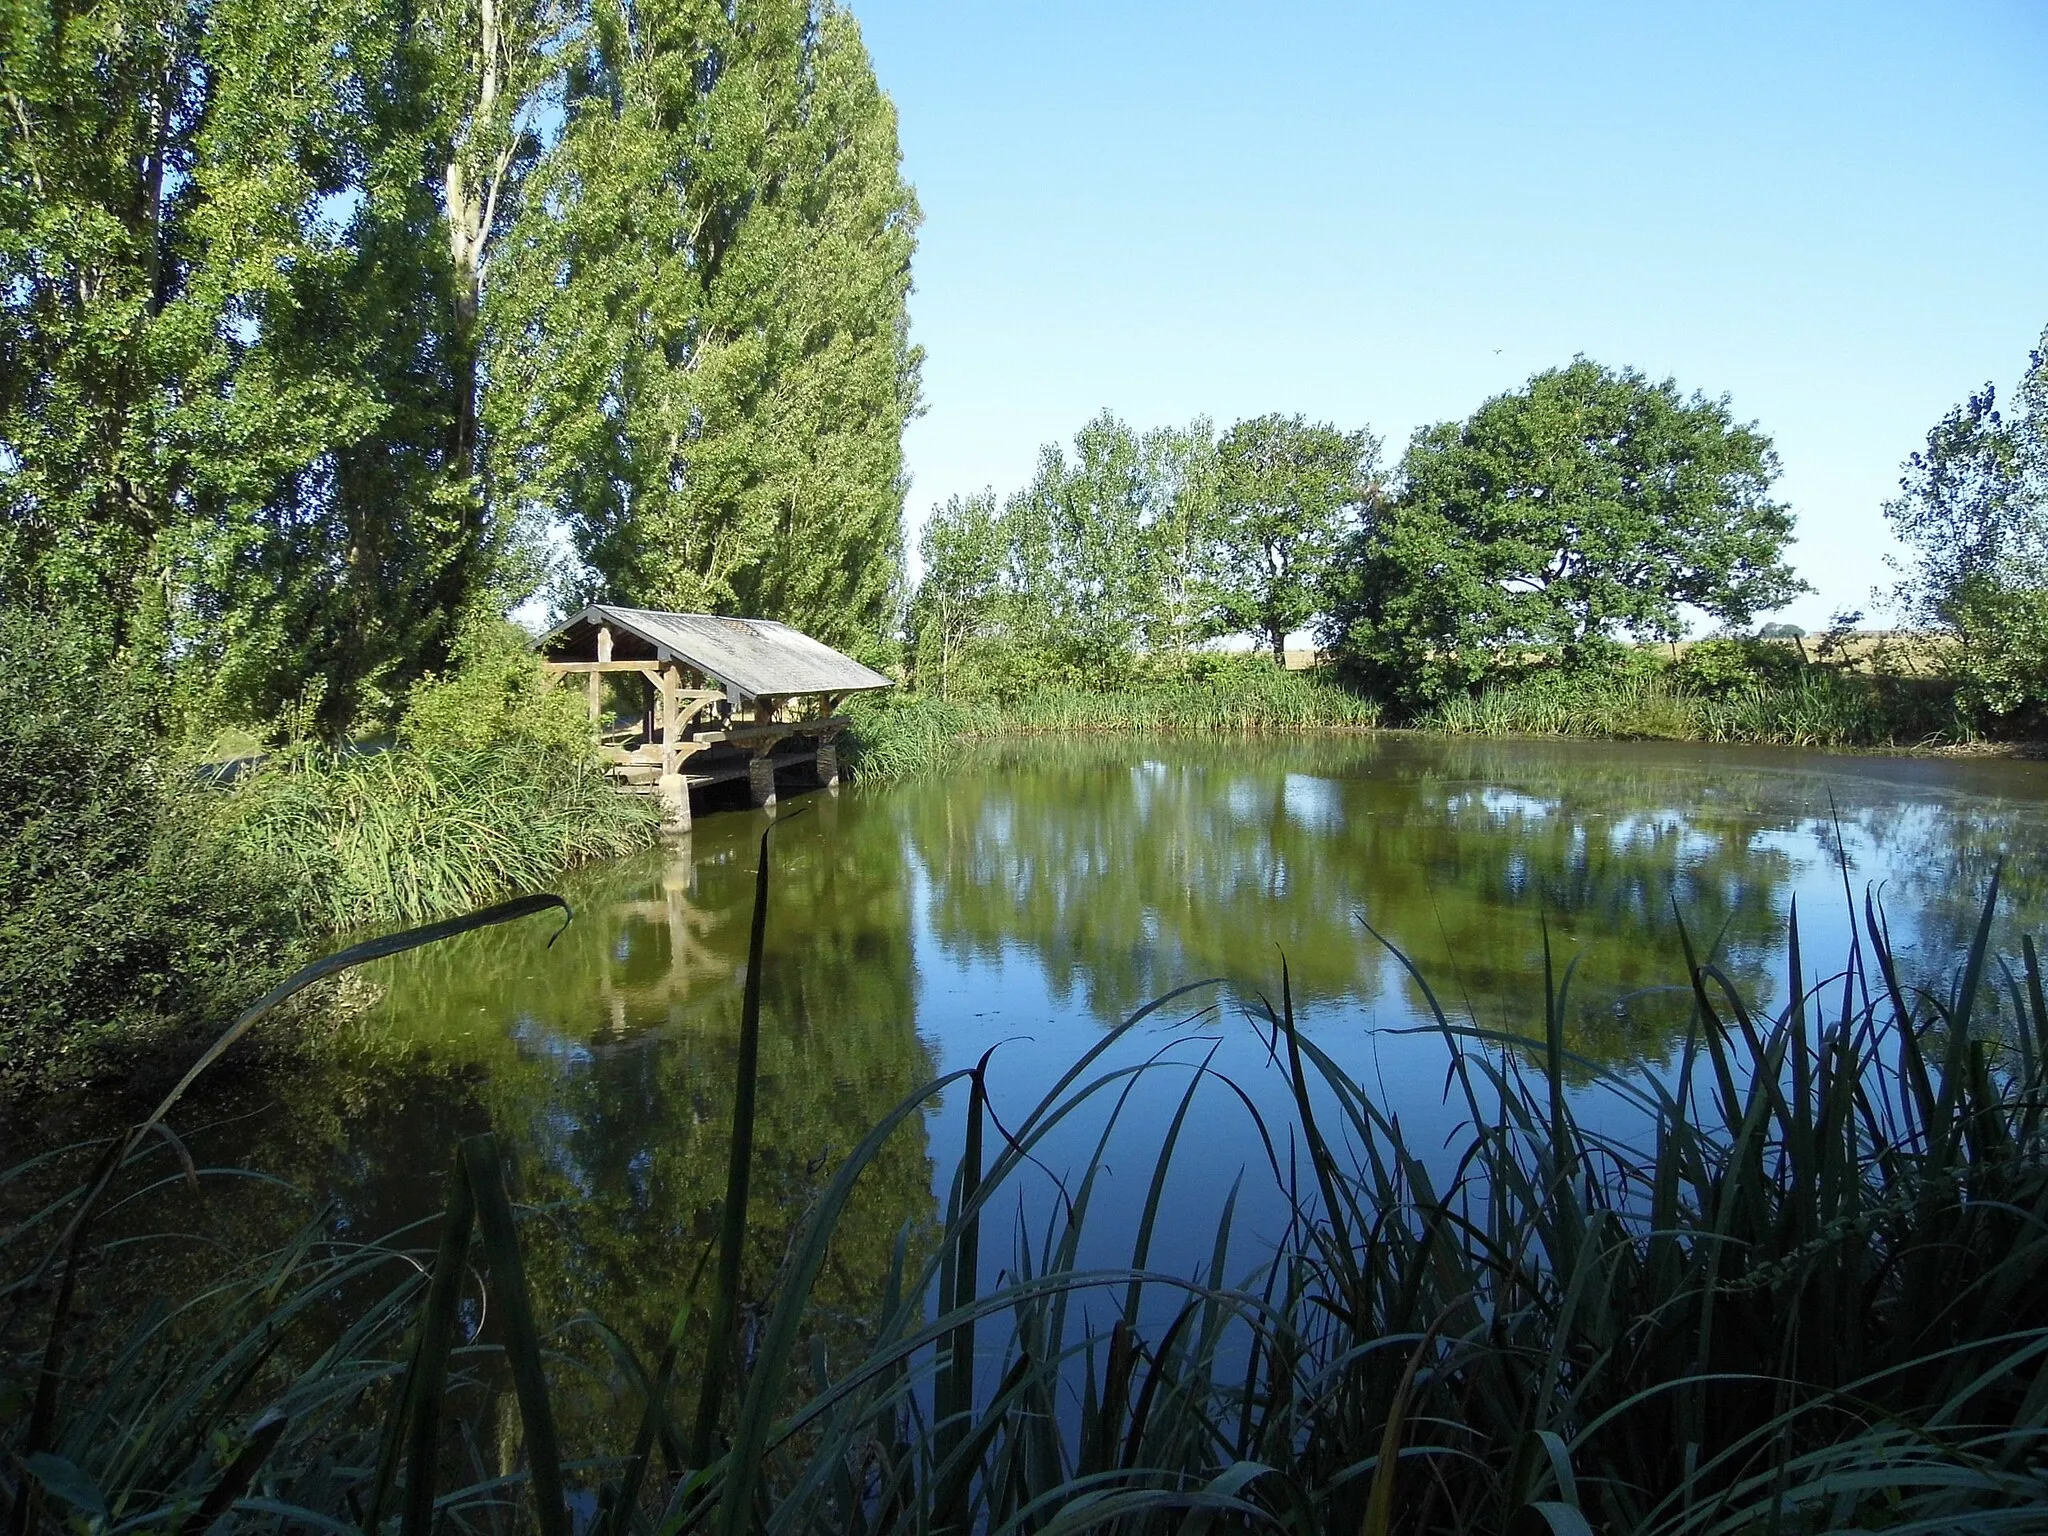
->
<box><xmin>45</xmin><ymin>734</ymin><xmax>2048</xmax><ymax>1397</ymax></box>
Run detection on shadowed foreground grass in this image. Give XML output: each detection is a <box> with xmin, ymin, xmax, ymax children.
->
<box><xmin>5</xmin><ymin>840</ymin><xmax>2047</xmax><ymax>1534</ymax></box>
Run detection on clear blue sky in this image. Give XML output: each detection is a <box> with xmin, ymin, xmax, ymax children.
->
<box><xmin>853</xmin><ymin>0</ymin><xmax>2048</xmax><ymax>632</ymax></box>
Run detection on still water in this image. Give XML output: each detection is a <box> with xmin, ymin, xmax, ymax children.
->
<box><xmin>113</xmin><ymin>735</ymin><xmax>2048</xmax><ymax>1355</ymax></box>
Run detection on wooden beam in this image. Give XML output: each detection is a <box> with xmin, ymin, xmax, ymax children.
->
<box><xmin>541</xmin><ymin>659</ymin><xmax>666</xmax><ymax>675</ymax></box>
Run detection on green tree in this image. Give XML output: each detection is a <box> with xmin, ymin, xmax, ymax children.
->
<box><xmin>1141</xmin><ymin>418</ymin><xmax>1219</xmax><ymax>670</ymax></box>
<box><xmin>1883</xmin><ymin>325</ymin><xmax>2048</xmax><ymax>717</ymax></box>
<box><xmin>1324</xmin><ymin>360</ymin><xmax>1804</xmax><ymax>710</ymax></box>
<box><xmin>910</xmin><ymin>491</ymin><xmax>1008</xmax><ymax>697</ymax></box>
<box><xmin>0</xmin><ymin>0</ymin><xmax>532</xmax><ymax>736</ymax></box>
<box><xmin>1004</xmin><ymin>411</ymin><xmax>1161</xmax><ymax>688</ymax></box>
<box><xmin>1206</xmin><ymin>414</ymin><xmax>1379</xmax><ymax>661</ymax></box>
<box><xmin>489</xmin><ymin>0</ymin><xmax>920</xmax><ymax>664</ymax></box>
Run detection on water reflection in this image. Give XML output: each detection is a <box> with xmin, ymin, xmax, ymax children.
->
<box><xmin>202</xmin><ymin>813</ymin><xmax>941</xmax><ymax>1413</ymax></box>
<box><xmin>27</xmin><ymin>734</ymin><xmax>2047</xmax><ymax>1431</ymax></box>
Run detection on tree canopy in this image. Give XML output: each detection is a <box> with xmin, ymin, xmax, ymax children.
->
<box><xmin>1323</xmin><ymin>360</ymin><xmax>1803</xmax><ymax>708</ymax></box>
<box><xmin>488</xmin><ymin>0</ymin><xmax>920</xmax><ymax>667</ymax></box>
<box><xmin>1208</xmin><ymin>414</ymin><xmax>1380</xmax><ymax>660</ymax></box>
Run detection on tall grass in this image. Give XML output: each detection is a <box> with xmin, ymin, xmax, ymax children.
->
<box><xmin>8</xmin><ymin>848</ymin><xmax>2048</xmax><ymax>1533</ymax></box>
<box><xmin>847</xmin><ymin>669</ymin><xmax>1378</xmax><ymax>782</ymax></box>
<box><xmin>217</xmin><ymin>741</ymin><xmax>658</xmax><ymax>932</ymax></box>
<box><xmin>1422</xmin><ymin>668</ymin><xmax>1971</xmax><ymax>749</ymax></box>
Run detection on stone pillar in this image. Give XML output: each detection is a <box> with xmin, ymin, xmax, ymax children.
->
<box><xmin>748</xmin><ymin>754</ymin><xmax>778</xmax><ymax>809</ymax></box>
<box><xmin>658</xmin><ymin>772</ymin><xmax>692</xmax><ymax>835</ymax></box>
<box><xmin>815</xmin><ymin>738</ymin><xmax>840</xmax><ymax>789</ymax></box>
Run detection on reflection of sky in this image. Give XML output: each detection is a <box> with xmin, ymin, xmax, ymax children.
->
<box><xmin>897</xmin><ymin>740</ymin><xmax>2048</xmax><ymax>1313</ymax></box>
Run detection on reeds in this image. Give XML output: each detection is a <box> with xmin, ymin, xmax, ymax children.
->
<box><xmin>846</xmin><ymin>671</ymin><xmax>1379</xmax><ymax>782</ymax></box>
<box><xmin>1421</xmin><ymin>670</ymin><xmax>1970</xmax><ymax>748</ymax></box>
<box><xmin>7</xmin><ymin>849</ymin><xmax>2047</xmax><ymax>1533</ymax></box>
<box><xmin>217</xmin><ymin>741</ymin><xmax>658</xmax><ymax>932</ymax></box>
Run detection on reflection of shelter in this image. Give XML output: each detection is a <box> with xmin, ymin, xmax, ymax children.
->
<box><xmin>535</xmin><ymin>604</ymin><xmax>893</xmax><ymax>829</ymax></box>
<box><xmin>598</xmin><ymin>860</ymin><xmax>732</xmax><ymax>1032</ymax></box>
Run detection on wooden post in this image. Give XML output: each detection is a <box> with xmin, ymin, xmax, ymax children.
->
<box><xmin>656</xmin><ymin>663</ymin><xmax>689</xmax><ymax>833</ymax></box>
<box><xmin>587</xmin><ymin>671</ymin><xmax>601</xmax><ymax>723</ymax></box>
<box><xmin>597</xmin><ymin>624</ymin><xmax>614</xmax><ymax>663</ymax></box>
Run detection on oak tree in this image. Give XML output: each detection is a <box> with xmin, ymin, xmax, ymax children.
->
<box><xmin>1325</xmin><ymin>360</ymin><xmax>1803</xmax><ymax>708</ymax></box>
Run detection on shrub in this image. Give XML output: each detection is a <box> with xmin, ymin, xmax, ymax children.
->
<box><xmin>1672</xmin><ymin>634</ymin><xmax>1807</xmax><ymax>694</ymax></box>
<box><xmin>399</xmin><ymin>616</ymin><xmax>595</xmax><ymax>755</ymax></box>
<box><xmin>0</xmin><ymin>608</ymin><xmax>298</xmax><ymax>1086</ymax></box>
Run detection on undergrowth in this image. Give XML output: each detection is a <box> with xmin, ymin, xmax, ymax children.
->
<box><xmin>6</xmin><ymin>837</ymin><xmax>2047</xmax><ymax>1533</ymax></box>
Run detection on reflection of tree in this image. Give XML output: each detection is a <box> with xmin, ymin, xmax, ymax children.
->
<box><xmin>1801</xmin><ymin>766</ymin><xmax>2048</xmax><ymax>1026</ymax></box>
<box><xmin>902</xmin><ymin>736</ymin><xmax>1813</xmax><ymax>1060</ymax></box>
<box><xmin>136</xmin><ymin>819</ymin><xmax>938</xmax><ymax>1461</ymax></box>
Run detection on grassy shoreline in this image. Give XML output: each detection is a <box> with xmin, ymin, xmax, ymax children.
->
<box><xmin>845</xmin><ymin>664</ymin><xmax>1988</xmax><ymax>782</ymax></box>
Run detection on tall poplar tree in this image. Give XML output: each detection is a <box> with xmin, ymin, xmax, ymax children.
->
<box><xmin>2</xmin><ymin>0</ymin><xmax>543</xmax><ymax>731</ymax></box>
<box><xmin>487</xmin><ymin>0</ymin><xmax>920</xmax><ymax>662</ymax></box>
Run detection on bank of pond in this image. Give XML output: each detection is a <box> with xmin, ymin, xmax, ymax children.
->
<box><xmin>6</xmin><ymin>735</ymin><xmax>2048</xmax><ymax>1531</ymax></box>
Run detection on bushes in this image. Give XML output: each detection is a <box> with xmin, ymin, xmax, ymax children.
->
<box><xmin>0</xmin><ymin>609</ymin><xmax>298</xmax><ymax>1087</ymax></box>
<box><xmin>398</xmin><ymin>616</ymin><xmax>597</xmax><ymax>756</ymax></box>
<box><xmin>0</xmin><ymin>604</ymin><xmax>659</xmax><ymax>1088</ymax></box>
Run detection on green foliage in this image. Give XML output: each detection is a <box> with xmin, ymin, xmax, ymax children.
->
<box><xmin>1670</xmin><ymin>634</ymin><xmax>1806</xmax><ymax>694</ymax></box>
<box><xmin>217</xmin><ymin>740</ymin><xmax>656</xmax><ymax>931</ymax></box>
<box><xmin>1004</xmin><ymin>411</ymin><xmax>1172</xmax><ymax>686</ymax></box>
<box><xmin>841</xmin><ymin>691</ymin><xmax>995</xmax><ymax>781</ymax></box>
<box><xmin>1885</xmin><ymin>324</ymin><xmax>2048</xmax><ymax>718</ymax></box>
<box><xmin>4</xmin><ymin>0</ymin><xmax>918</xmax><ymax>732</ymax></box>
<box><xmin>398</xmin><ymin>618</ymin><xmax>595</xmax><ymax>756</ymax></box>
<box><xmin>911</xmin><ymin>412</ymin><xmax>1396</xmax><ymax>698</ymax></box>
<box><xmin>1325</xmin><ymin>359</ymin><xmax>1806</xmax><ymax>709</ymax></box>
<box><xmin>1207</xmin><ymin>413</ymin><xmax>1381</xmax><ymax>659</ymax></box>
<box><xmin>489</xmin><ymin>0</ymin><xmax>920</xmax><ymax>664</ymax></box>
<box><xmin>0</xmin><ymin>609</ymin><xmax>297</xmax><ymax>1086</ymax></box>
<box><xmin>0</xmin><ymin>0</ymin><xmax>508</xmax><ymax>737</ymax></box>
<box><xmin>10</xmin><ymin>871</ymin><xmax>2048</xmax><ymax>1532</ymax></box>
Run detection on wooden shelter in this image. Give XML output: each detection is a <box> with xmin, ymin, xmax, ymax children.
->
<box><xmin>535</xmin><ymin>604</ymin><xmax>893</xmax><ymax>830</ymax></box>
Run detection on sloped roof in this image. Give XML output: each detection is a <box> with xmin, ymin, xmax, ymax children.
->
<box><xmin>537</xmin><ymin>604</ymin><xmax>894</xmax><ymax>701</ymax></box>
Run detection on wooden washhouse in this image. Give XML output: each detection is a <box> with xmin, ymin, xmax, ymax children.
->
<box><xmin>535</xmin><ymin>604</ymin><xmax>893</xmax><ymax>829</ymax></box>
